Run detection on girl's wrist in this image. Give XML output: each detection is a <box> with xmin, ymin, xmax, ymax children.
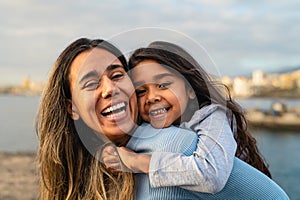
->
<box><xmin>130</xmin><ymin>154</ymin><xmax>151</xmax><ymax>173</ymax></box>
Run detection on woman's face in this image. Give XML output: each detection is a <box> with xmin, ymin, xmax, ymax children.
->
<box><xmin>68</xmin><ymin>48</ymin><xmax>138</xmax><ymax>142</ymax></box>
<box><xmin>131</xmin><ymin>60</ymin><xmax>195</xmax><ymax>128</ymax></box>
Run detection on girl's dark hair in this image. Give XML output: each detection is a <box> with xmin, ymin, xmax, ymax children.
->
<box><xmin>128</xmin><ymin>41</ymin><xmax>271</xmax><ymax>178</ymax></box>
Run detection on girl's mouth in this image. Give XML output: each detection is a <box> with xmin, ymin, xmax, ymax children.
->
<box><xmin>149</xmin><ymin>106</ymin><xmax>170</xmax><ymax>116</ymax></box>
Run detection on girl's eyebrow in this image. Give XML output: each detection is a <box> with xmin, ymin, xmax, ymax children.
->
<box><xmin>133</xmin><ymin>72</ymin><xmax>175</xmax><ymax>87</ymax></box>
<box><xmin>79</xmin><ymin>64</ymin><xmax>124</xmax><ymax>84</ymax></box>
<box><xmin>154</xmin><ymin>73</ymin><xmax>175</xmax><ymax>80</ymax></box>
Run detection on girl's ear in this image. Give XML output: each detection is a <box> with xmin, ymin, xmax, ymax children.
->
<box><xmin>187</xmin><ymin>87</ymin><xmax>196</xmax><ymax>100</ymax></box>
<box><xmin>67</xmin><ymin>99</ymin><xmax>80</xmax><ymax>120</ymax></box>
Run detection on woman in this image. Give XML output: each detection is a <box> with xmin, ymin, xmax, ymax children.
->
<box><xmin>36</xmin><ymin>38</ymin><xmax>137</xmax><ymax>199</ymax></box>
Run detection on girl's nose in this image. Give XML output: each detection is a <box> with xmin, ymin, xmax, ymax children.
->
<box><xmin>100</xmin><ymin>76</ymin><xmax>119</xmax><ymax>99</ymax></box>
<box><xmin>145</xmin><ymin>87</ymin><xmax>161</xmax><ymax>105</ymax></box>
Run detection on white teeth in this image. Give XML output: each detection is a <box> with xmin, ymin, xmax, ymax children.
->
<box><xmin>106</xmin><ymin>110</ymin><xmax>126</xmax><ymax>118</ymax></box>
<box><xmin>149</xmin><ymin>108</ymin><xmax>167</xmax><ymax>116</ymax></box>
<box><xmin>102</xmin><ymin>102</ymin><xmax>126</xmax><ymax>114</ymax></box>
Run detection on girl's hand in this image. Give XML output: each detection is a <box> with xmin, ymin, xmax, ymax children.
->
<box><xmin>101</xmin><ymin>145</ymin><xmax>130</xmax><ymax>172</ymax></box>
<box><xmin>117</xmin><ymin>146</ymin><xmax>151</xmax><ymax>173</ymax></box>
<box><xmin>101</xmin><ymin>145</ymin><xmax>151</xmax><ymax>173</ymax></box>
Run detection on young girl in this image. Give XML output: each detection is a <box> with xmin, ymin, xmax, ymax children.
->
<box><xmin>107</xmin><ymin>117</ymin><xmax>288</xmax><ymax>199</ymax></box>
<box><xmin>104</xmin><ymin>41</ymin><xmax>271</xmax><ymax>192</ymax></box>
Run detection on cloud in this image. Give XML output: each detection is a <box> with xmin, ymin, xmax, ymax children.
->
<box><xmin>0</xmin><ymin>0</ymin><xmax>300</xmax><ymax>84</ymax></box>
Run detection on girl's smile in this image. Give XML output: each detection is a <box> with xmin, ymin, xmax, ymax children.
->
<box><xmin>131</xmin><ymin>60</ymin><xmax>195</xmax><ymax>128</ymax></box>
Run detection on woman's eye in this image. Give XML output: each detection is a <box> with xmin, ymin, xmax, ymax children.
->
<box><xmin>111</xmin><ymin>72</ymin><xmax>124</xmax><ymax>80</ymax></box>
<box><xmin>83</xmin><ymin>81</ymin><xmax>99</xmax><ymax>90</ymax></box>
<box><xmin>158</xmin><ymin>82</ymin><xmax>171</xmax><ymax>88</ymax></box>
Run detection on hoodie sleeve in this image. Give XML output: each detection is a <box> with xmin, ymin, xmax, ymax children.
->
<box><xmin>149</xmin><ymin>104</ymin><xmax>237</xmax><ymax>194</ymax></box>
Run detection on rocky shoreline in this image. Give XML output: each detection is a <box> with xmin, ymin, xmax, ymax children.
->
<box><xmin>0</xmin><ymin>152</ymin><xmax>39</xmax><ymax>200</ymax></box>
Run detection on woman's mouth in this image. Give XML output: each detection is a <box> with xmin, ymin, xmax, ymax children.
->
<box><xmin>101</xmin><ymin>102</ymin><xmax>127</xmax><ymax>119</ymax></box>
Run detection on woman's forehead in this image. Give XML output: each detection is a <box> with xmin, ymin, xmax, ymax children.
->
<box><xmin>73</xmin><ymin>48</ymin><xmax>121</xmax><ymax>71</ymax></box>
<box><xmin>69</xmin><ymin>48</ymin><xmax>123</xmax><ymax>85</ymax></box>
<box><xmin>81</xmin><ymin>48</ymin><xmax>121</xmax><ymax>68</ymax></box>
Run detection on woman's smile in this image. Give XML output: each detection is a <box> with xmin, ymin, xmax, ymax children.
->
<box><xmin>101</xmin><ymin>101</ymin><xmax>128</xmax><ymax>121</ymax></box>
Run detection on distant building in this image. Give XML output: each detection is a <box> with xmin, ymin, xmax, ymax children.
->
<box><xmin>279</xmin><ymin>74</ymin><xmax>295</xmax><ymax>90</ymax></box>
<box><xmin>296</xmin><ymin>79</ymin><xmax>300</xmax><ymax>89</ymax></box>
<box><xmin>252</xmin><ymin>70</ymin><xmax>266</xmax><ymax>87</ymax></box>
<box><xmin>20</xmin><ymin>76</ymin><xmax>44</xmax><ymax>95</ymax></box>
<box><xmin>232</xmin><ymin>77</ymin><xmax>252</xmax><ymax>97</ymax></box>
<box><xmin>22</xmin><ymin>77</ymin><xmax>31</xmax><ymax>89</ymax></box>
<box><xmin>290</xmin><ymin>70</ymin><xmax>300</xmax><ymax>89</ymax></box>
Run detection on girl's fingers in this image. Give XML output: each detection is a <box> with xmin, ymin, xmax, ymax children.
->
<box><xmin>100</xmin><ymin>145</ymin><xmax>132</xmax><ymax>172</ymax></box>
<box><xmin>101</xmin><ymin>145</ymin><xmax>122</xmax><ymax>170</ymax></box>
<box><xmin>102</xmin><ymin>155</ymin><xmax>120</xmax><ymax>165</ymax></box>
<box><xmin>102</xmin><ymin>145</ymin><xmax>118</xmax><ymax>156</ymax></box>
<box><xmin>106</xmin><ymin>163</ymin><xmax>122</xmax><ymax>171</ymax></box>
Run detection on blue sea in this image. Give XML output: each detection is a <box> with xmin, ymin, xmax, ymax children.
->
<box><xmin>0</xmin><ymin>95</ymin><xmax>299</xmax><ymax>199</ymax></box>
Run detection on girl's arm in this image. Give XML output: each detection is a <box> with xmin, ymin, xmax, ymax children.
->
<box><xmin>102</xmin><ymin>123</ymin><xmax>197</xmax><ymax>174</ymax></box>
<box><xmin>102</xmin><ymin>149</ymin><xmax>289</xmax><ymax>199</ymax></box>
<box><xmin>103</xmin><ymin>105</ymin><xmax>236</xmax><ymax>194</ymax></box>
<box><xmin>148</xmin><ymin>105</ymin><xmax>237</xmax><ymax>193</ymax></box>
<box><xmin>101</xmin><ymin>145</ymin><xmax>150</xmax><ymax>173</ymax></box>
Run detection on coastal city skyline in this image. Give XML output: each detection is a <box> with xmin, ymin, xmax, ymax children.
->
<box><xmin>1</xmin><ymin>0</ymin><xmax>300</xmax><ymax>85</ymax></box>
<box><xmin>1</xmin><ymin>67</ymin><xmax>299</xmax><ymax>99</ymax></box>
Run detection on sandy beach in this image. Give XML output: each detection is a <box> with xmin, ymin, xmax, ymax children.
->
<box><xmin>0</xmin><ymin>152</ymin><xmax>38</xmax><ymax>200</ymax></box>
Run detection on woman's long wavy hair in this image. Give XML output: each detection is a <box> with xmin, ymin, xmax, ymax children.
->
<box><xmin>128</xmin><ymin>41</ymin><xmax>272</xmax><ymax>178</ymax></box>
<box><xmin>35</xmin><ymin>38</ymin><xmax>134</xmax><ymax>200</ymax></box>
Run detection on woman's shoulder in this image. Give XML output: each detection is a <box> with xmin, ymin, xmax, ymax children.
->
<box><xmin>127</xmin><ymin>122</ymin><xmax>197</xmax><ymax>154</ymax></box>
<box><xmin>131</xmin><ymin>122</ymin><xmax>197</xmax><ymax>142</ymax></box>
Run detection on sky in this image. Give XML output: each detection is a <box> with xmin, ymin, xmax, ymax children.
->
<box><xmin>1</xmin><ymin>0</ymin><xmax>300</xmax><ymax>85</ymax></box>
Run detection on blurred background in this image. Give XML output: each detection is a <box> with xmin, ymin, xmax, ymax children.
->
<box><xmin>0</xmin><ymin>0</ymin><xmax>299</xmax><ymax>199</ymax></box>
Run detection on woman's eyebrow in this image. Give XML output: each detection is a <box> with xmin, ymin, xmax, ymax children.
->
<box><xmin>106</xmin><ymin>64</ymin><xmax>123</xmax><ymax>71</ymax></box>
<box><xmin>79</xmin><ymin>64</ymin><xmax>123</xmax><ymax>84</ymax></box>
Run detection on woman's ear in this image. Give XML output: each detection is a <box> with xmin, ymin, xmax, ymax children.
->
<box><xmin>67</xmin><ymin>99</ymin><xmax>80</xmax><ymax>120</ymax></box>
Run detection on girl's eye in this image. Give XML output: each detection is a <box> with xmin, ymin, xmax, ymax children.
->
<box><xmin>158</xmin><ymin>82</ymin><xmax>171</xmax><ymax>88</ymax></box>
<box><xmin>135</xmin><ymin>88</ymin><xmax>147</xmax><ymax>97</ymax></box>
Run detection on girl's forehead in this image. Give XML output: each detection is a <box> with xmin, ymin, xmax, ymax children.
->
<box><xmin>131</xmin><ymin>60</ymin><xmax>182</xmax><ymax>85</ymax></box>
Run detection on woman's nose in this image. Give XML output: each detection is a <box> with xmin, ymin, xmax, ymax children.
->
<box><xmin>100</xmin><ymin>76</ymin><xmax>119</xmax><ymax>99</ymax></box>
<box><xmin>145</xmin><ymin>87</ymin><xmax>161</xmax><ymax>104</ymax></box>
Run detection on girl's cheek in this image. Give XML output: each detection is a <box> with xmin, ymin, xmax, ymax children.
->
<box><xmin>137</xmin><ymin>102</ymin><xmax>145</xmax><ymax>113</ymax></box>
<box><xmin>137</xmin><ymin>97</ymin><xmax>145</xmax><ymax>107</ymax></box>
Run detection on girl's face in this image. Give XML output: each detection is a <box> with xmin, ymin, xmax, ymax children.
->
<box><xmin>68</xmin><ymin>48</ymin><xmax>138</xmax><ymax>142</ymax></box>
<box><xmin>131</xmin><ymin>60</ymin><xmax>195</xmax><ymax>128</ymax></box>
